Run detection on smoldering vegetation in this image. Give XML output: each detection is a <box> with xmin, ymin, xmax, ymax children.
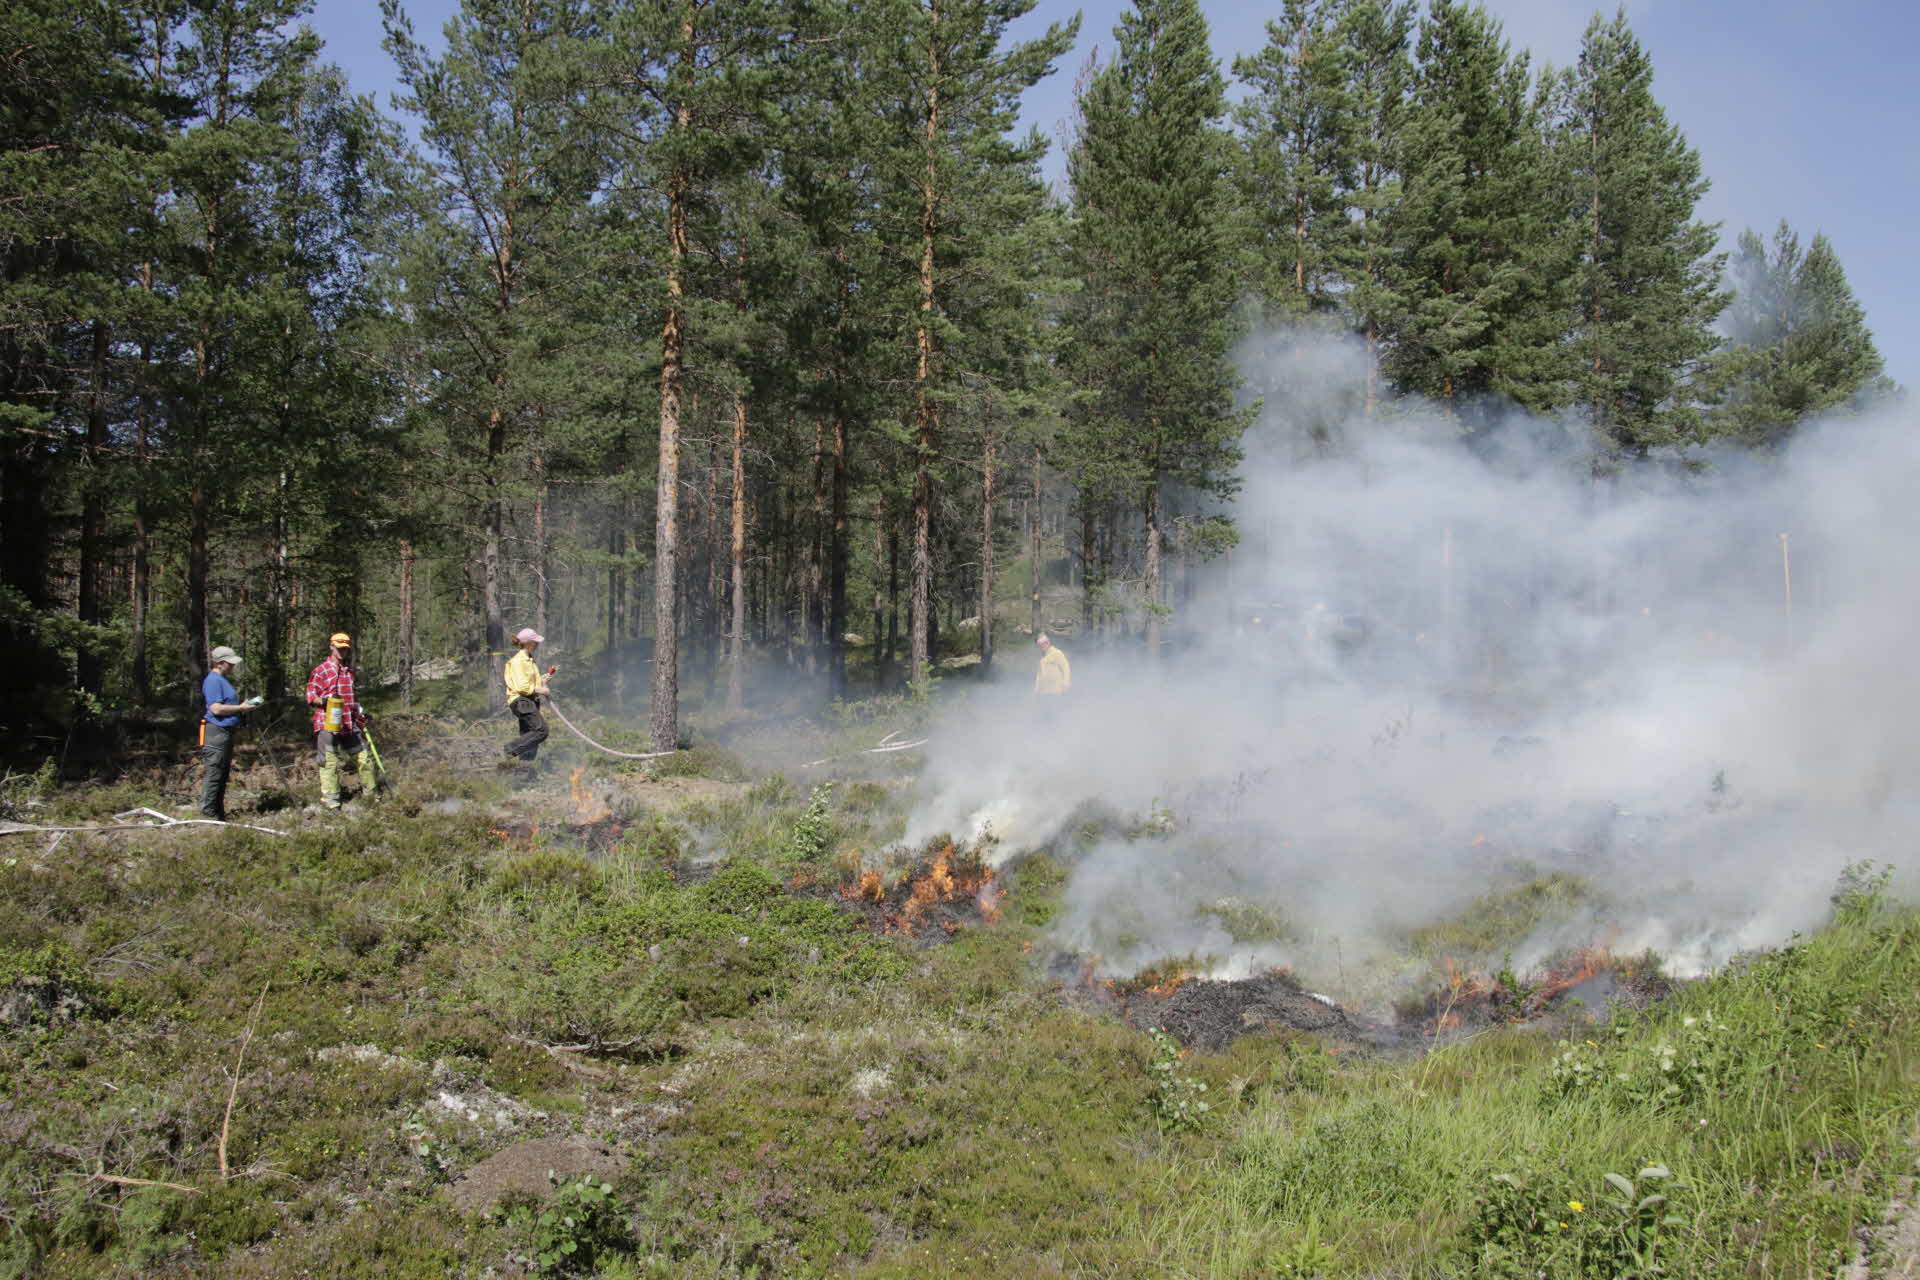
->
<box><xmin>905</xmin><ymin>333</ymin><xmax>1916</xmax><ymax>991</ymax></box>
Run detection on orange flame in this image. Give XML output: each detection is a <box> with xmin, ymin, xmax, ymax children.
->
<box><xmin>841</xmin><ymin>869</ymin><xmax>886</xmax><ymax>903</ymax></box>
<box><xmin>1534</xmin><ymin>946</ymin><xmax>1614</xmax><ymax>1004</ymax></box>
<box><xmin>568</xmin><ymin>766</ymin><xmax>612</xmax><ymax>825</ymax></box>
<box><xmin>1145</xmin><ymin>970</ymin><xmax>1194</xmax><ymax>997</ymax></box>
<box><xmin>842</xmin><ymin>843</ymin><xmax>998</xmax><ymax>936</ymax></box>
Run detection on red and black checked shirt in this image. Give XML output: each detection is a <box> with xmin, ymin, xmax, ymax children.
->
<box><xmin>305</xmin><ymin>656</ymin><xmax>367</xmax><ymax>735</ymax></box>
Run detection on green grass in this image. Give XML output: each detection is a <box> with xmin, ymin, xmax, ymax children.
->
<box><xmin>1</xmin><ymin>751</ymin><xmax>1915</xmax><ymax>1278</ymax></box>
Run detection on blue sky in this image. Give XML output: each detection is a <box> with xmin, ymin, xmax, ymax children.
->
<box><xmin>309</xmin><ymin>0</ymin><xmax>1917</xmax><ymax>386</ymax></box>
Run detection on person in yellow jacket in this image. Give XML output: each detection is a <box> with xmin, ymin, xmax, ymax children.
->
<box><xmin>501</xmin><ymin>628</ymin><xmax>551</xmax><ymax>769</ymax></box>
<box><xmin>1034</xmin><ymin>633</ymin><xmax>1071</xmax><ymax>696</ymax></box>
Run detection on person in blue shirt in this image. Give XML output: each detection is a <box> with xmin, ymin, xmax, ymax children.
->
<box><xmin>200</xmin><ymin>645</ymin><xmax>261</xmax><ymax>821</ymax></box>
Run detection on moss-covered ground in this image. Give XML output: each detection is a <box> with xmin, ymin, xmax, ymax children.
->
<box><xmin>1</xmin><ymin>703</ymin><xmax>1916</xmax><ymax>1278</ymax></box>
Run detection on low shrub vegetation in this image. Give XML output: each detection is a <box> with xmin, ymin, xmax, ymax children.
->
<box><xmin>0</xmin><ymin>760</ymin><xmax>1914</xmax><ymax>1278</ymax></box>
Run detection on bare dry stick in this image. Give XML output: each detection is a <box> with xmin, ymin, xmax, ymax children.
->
<box><xmin>90</xmin><ymin>1172</ymin><xmax>201</xmax><ymax>1195</ymax></box>
<box><xmin>219</xmin><ymin>983</ymin><xmax>269</xmax><ymax>1182</ymax></box>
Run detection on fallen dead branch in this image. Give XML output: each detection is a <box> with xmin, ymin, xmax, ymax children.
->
<box><xmin>87</xmin><ymin>1172</ymin><xmax>200</xmax><ymax>1196</ymax></box>
<box><xmin>219</xmin><ymin>984</ymin><xmax>269</xmax><ymax>1183</ymax></box>
<box><xmin>0</xmin><ymin>807</ymin><xmax>286</xmax><ymax>838</ymax></box>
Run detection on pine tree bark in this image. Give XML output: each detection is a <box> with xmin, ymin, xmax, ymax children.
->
<box><xmin>1144</xmin><ymin>481</ymin><xmax>1163</xmax><ymax>658</ymax></box>
<box><xmin>829</xmin><ymin>416</ymin><xmax>849</xmax><ymax>699</ymax></box>
<box><xmin>871</xmin><ymin>495</ymin><xmax>886</xmax><ymax>679</ymax></box>
<box><xmin>886</xmin><ymin>524</ymin><xmax>900</xmax><ymax>671</ymax></box>
<box><xmin>705</xmin><ymin>431</ymin><xmax>721</xmax><ymax>686</ymax></box>
<box><xmin>483</xmin><ymin>402</ymin><xmax>507</xmax><ymax>707</ymax></box>
<box><xmin>265</xmin><ymin>472</ymin><xmax>288</xmax><ymax>703</ymax></box>
<box><xmin>807</xmin><ymin>418</ymin><xmax>827</xmax><ymax>676</ymax></box>
<box><xmin>533</xmin><ymin>449</ymin><xmax>549</xmax><ymax>640</ymax></box>
<box><xmin>131</xmin><ymin>328</ymin><xmax>152</xmax><ymax>705</ymax></box>
<box><xmin>727</xmin><ymin>390</ymin><xmax>747</xmax><ymax>711</ymax></box>
<box><xmin>1079</xmin><ymin>502</ymin><xmax>1095</xmax><ymax>635</ymax></box>
<box><xmin>77</xmin><ymin>321</ymin><xmax>110</xmax><ymax>697</ymax></box>
<box><xmin>979</xmin><ymin>429</ymin><xmax>995</xmax><ymax>673</ymax></box>
<box><xmin>650</xmin><ymin>97</ymin><xmax>690</xmax><ymax>751</ymax></box>
<box><xmin>1029</xmin><ymin>451</ymin><xmax>1042</xmax><ymax>635</ymax></box>
<box><xmin>909</xmin><ymin>4</ymin><xmax>943</xmax><ymax>688</ymax></box>
<box><xmin>398</xmin><ymin>538</ymin><xmax>416</xmax><ymax>706</ymax></box>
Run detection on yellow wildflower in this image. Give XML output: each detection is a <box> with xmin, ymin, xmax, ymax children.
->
<box><xmin>1568</xmin><ymin>1200</ymin><xmax>1585</xmax><ymax>1213</ymax></box>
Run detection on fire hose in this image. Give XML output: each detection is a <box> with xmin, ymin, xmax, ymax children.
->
<box><xmin>538</xmin><ymin>668</ymin><xmax>682</xmax><ymax>761</ymax></box>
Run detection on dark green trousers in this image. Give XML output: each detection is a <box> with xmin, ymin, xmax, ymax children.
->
<box><xmin>200</xmin><ymin>723</ymin><xmax>235</xmax><ymax>820</ymax></box>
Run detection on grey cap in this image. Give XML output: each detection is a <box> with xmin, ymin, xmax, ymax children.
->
<box><xmin>210</xmin><ymin>645</ymin><xmax>242</xmax><ymax>667</ymax></box>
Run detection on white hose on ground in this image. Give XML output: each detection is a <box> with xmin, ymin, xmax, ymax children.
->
<box><xmin>543</xmin><ymin>694</ymin><xmax>682</xmax><ymax>761</ymax></box>
<box><xmin>801</xmin><ymin>734</ymin><xmax>930</xmax><ymax>768</ymax></box>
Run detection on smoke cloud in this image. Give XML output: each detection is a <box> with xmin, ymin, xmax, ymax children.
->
<box><xmin>902</xmin><ymin>332</ymin><xmax>1915</xmax><ymax>996</ymax></box>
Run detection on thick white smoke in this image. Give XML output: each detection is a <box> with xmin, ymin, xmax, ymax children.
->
<box><xmin>904</xmin><ymin>332</ymin><xmax>1914</xmax><ymax>993</ymax></box>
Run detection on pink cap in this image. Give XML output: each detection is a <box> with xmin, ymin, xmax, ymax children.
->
<box><xmin>514</xmin><ymin>628</ymin><xmax>544</xmax><ymax>645</ymax></box>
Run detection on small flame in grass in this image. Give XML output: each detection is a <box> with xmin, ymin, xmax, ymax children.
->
<box><xmin>842</xmin><ymin>869</ymin><xmax>886</xmax><ymax>903</ymax></box>
<box><xmin>1115</xmin><ymin>959</ymin><xmax>1199</xmax><ymax>997</ymax></box>
<box><xmin>839</xmin><ymin>843</ymin><xmax>998</xmax><ymax>936</ymax></box>
<box><xmin>569</xmin><ymin>766</ymin><xmax>612</xmax><ymax>825</ymax></box>
<box><xmin>976</xmin><ymin>878</ymin><xmax>1004</xmax><ymax>926</ymax></box>
<box><xmin>1534</xmin><ymin>946</ymin><xmax>1615</xmax><ymax>1004</ymax></box>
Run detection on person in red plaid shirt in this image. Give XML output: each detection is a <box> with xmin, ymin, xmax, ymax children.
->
<box><xmin>305</xmin><ymin>631</ymin><xmax>379</xmax><ymax>810</ymax></box>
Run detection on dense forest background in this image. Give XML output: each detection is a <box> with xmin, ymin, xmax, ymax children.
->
<box><xmin>2</xmin><ymin>0</ymin><xmax>1897</xmax><ymax>750</ymax></box>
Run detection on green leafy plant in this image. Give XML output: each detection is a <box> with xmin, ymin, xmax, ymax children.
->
<box><xmin>1146</xmin><ymin>1028</ymin><xmax>1211</xmax><ymax>1133</ymax></box>
<box><xmin>1831</xmin><ymin>859</ymin><xmax>1892</xmax><ymax>918</ymax></box>
<box><xmin>1457</xmin><ymin>1163</ymin><xmax>1685</xmax><ymax>1278</ymax></box>
<box><xmin>1267</xmin><ymin>1224</ymin><xmax>1335</xmax><ymax>1277</ymax></box>
<box><xmin>784</xmin><ymin>783</ymin><xmax>833</xmax><ymax>868</ymax></box>
<box><xmin>507</xmin><ymin>1174</ymin><xmax>629</xmax><ymax>1275</ymax></box>
<box><xmin>1546</xmin><ymin>1011</ymin><xmax>1735</xmax><ymax>1111</ymax></box>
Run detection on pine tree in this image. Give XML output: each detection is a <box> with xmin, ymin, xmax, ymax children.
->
<box><xmin>1062</xmin><ymin>0</ymin><xmax>1251</xmax><ymax>658</ymax></box>
<box><xmin>1383</xmin><ymin>0</ymin><xmax>1572</xmax><ymax>423</ymax></box>
<box><xmin>1717</xmin><ymin>221</ymin><xmax>1888</xmax><ymax>446</ymax></box>
<box><xmin>1562</xmin><ymin>10</ymin><xmax>1726</xmax><ymax>463</ymax></box>
<box><xmin>858</xmin><ymin>0</ymin><xmax>1074</xmax><ymax>687</ymax></box>
<box><xmin>1335</xmin><ymin>0</ymin><xmax>1414</xmax><ymax>415</ymax></box>
<box><xmin>384</xmin><ymin>0</ymin><xmax>608</xmax><ymax>706</ymax></box>
<box><xmin>602</xmin><ymin>0</ymin><xmax>786</xmax><ymax>747</ymax></box>
<box><xmin>0</xmin><ymin>0</ymin><xmax>154</xmax><ymax>709</ymax></box>
<box><xmin>1232</xmin><ymin>0</ymin><xmax>1356</xmax><ymax>323</ymax></box>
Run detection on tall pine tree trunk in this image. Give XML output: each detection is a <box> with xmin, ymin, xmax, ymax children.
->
<box><xmin>651</xmin><ymin>72</ymin><xmax>691</xmax><ymax>750</ymax></box>
<box><xmin>483</xmin><ymin>402</ymin><xmax>507</xmax><ymax>708</ymax></box>
<box><xmin>533</xmin><ymin>450</ymin><xmax>549</xmax><ymax>640</ymax></box>
<box><xmin>908</xmin><ymin>2</ymin><xmax>942</xmax><ymax>687</ymax></box>
<box><xmin>398</xmin><ymin>539</ymin><xmax>416</xmax><ymax>706</ymax></box>
<box><xmin>728</xmin><ymin>391</ymin><xmax>747</xmax><ymax>711</ymax></box>
<box><xmin>77</xmin><ymin>321</ymin><xmax>110</xmax><ymax>697</ymax></box>
<box><xmin>886</xmin><ymin>524</ymin><xmax>899</xmax><ymax>670</ymax></box>
<box><xmin>1144</xmin><ymin>479</ymin><xmax>1163</xmax><ymax>657</ymax></box>
<box><xmin>1029</xmin><ymin>452</ymin><xmax>1042</xmax><ymax>635</ymax></box>
<box><xmin>265</xmin><ymin>473</ymin><xmax>288</xmax><ymax>704</ymax></box>
<box><xmin>187</xmin><ymin>339</ymin><xmax>212</xmax><ymax>690</ymax></box>
<box><xmin>829</xmin><ymin>416</ymin><xmax>849</xmax><ymax>700</ymax></box>
<box><xmin>979</xmin><ymin>429</ymin><xmax>995</xmax><ymax>673</ymax></box>
<box><xmin>702</xmin><ymin>432</ymin><xmax>719</xmax><ymax>688</ymax></box>
<box><xmin>871</xmin><ymin>495</ymin><xmax>886</xmax><ymax>681</ymax></box>
<box><xmin>131</xmin><ymin>325</ymin><xmax>153</xmax><ymax>706</ymax></box>
<box><xmin>807</xmin><ymin>419</ymin><xmax>826</xmax><ymax>676</ymax></box>
<box><xmin>1079</xmin><ymin>501</ymin><xmax>1095</xmax><ymax>635</ymax></box>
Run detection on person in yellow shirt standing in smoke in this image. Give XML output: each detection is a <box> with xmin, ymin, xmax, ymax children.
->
<box><xmin>500</xmin><ymin>628</ymin><xmax>551</xmax><ymax>776</ymax></box>
<box><xmin>1034</xmin><ymin>632</ymin><xmax>1071</xmax><ymax>697</ymax></box>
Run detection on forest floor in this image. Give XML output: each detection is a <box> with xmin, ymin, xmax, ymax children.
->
<box><xmin>1</xmin><ymin>685</ymin><xmax>1917</xmax><ymax>1278</ymax></box>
